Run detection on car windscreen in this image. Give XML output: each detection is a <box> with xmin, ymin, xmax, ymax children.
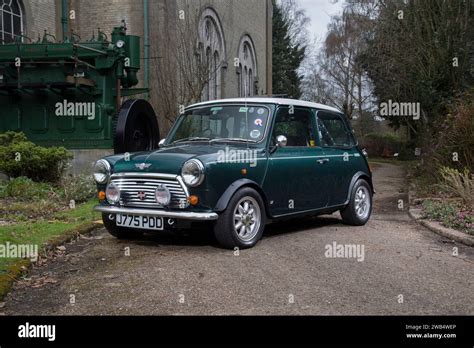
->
<box><xmin>168</xmin><ymin>105</ymin><xmax>270</xmax><ymax>144</ymax></box>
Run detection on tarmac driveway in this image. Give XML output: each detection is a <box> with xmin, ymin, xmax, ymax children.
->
<box><xmin>1</xmin><ymin>163</ymin><xmax>473</xmax><ymax>315</ymax></box>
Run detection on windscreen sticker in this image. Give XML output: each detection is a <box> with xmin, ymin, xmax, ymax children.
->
<box><xmin>250</xmin><ymin>130</ymin><xmax>261</xmax><ymax>139</ymax></box>
<box><xmin>257</xmin><ymin>108</ymin><xmax>265</xmax><ymax>115</ymax></box>
<box><xmin>254</xmin><ymin>119</ymin><xmax>263</xmax><ymax>127</ymax></box>
<box><xmin>239</xmin><ymin>107</ymin><xmax>249</xmax><ymax>113</ymax></box>
<box><xmin>249</xmin><ymin>107</ymin><xmax>255</xmax><ymax>113</ymax></box>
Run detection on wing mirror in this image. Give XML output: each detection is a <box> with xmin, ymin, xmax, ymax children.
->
<box><xmin>158</xmin><ymin>138</ymin><xmax>166</xmax><ymax>148</ymax></box>
<box><xmin>270</xmin><ymin>135</ymin><xmax>287</xmax><ymax>154</ymax></box>
<box><xmin>276</xmin><ymin>135</ymin><xmax>288</xmax><ymax>148</ymax></box>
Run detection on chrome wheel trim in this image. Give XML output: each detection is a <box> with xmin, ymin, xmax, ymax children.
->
<box><xmin>354</xmin><ymin>186</ymin><xmax>371</xmax><ymax>220</ymax></box>
<box><xmin>233</xmin><ymin>196</ymin><xmax>261</xmax><ymax>242</ymax></box>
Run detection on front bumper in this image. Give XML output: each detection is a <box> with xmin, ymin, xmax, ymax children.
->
<box><xmin>93</xmin><ymin>205</ymin><xmax>219</xmax><ymax>221</ymax></box>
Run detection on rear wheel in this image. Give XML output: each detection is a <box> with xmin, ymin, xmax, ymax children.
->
<box><xmin>340</xmin><ymin>179</ymin><xmax>372</xmax><ymax>226</ymax></box>
<box><xmin>102</xmin><ymin>213</ymin><xmax>141</xmax><ymax>239</ymax></box>
<box><xmin>213</xmin><ymin>187</ymin><xmax>266</xmax><ymax>249</ymax></box>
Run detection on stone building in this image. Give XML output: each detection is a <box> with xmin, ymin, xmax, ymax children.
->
<box><xmin>2</xmin><ymin>0</ymin><xmax>273</xmax><ymax>135</ymax></box>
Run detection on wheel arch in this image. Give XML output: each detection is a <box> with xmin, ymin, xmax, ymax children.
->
<box><xmin>344</xmin><ymin>171</ymin><xmax>374</xmax><ymax>205</ymax></box>
<box><xmin>214</xmin><ymin>179</ymin><xmax>271</xmax><ymax>218</ymax></box>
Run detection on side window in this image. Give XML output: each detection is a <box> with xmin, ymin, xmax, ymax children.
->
<box><xmin>272</xmin><ymin>107</ymin><xmax>316</xmax><ymax>147</ymax></box>
<box><xmin>317</xmin><ymin>112</ymin><xmax>355</xmax><ymax>148</ymax></box>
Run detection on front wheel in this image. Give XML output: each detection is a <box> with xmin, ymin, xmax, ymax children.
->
<box><xmin>340</xmin><ymin>179</ymin><xmax>373</xmax><ymax>226</ymax></box>
<box><xmin>213</xmin><ymin>188</ymin><xmax>266</xmax><ymax>249</ymax></box>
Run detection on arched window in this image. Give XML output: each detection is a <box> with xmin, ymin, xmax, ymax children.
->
<box><xmin>198</xmin><ymin>8</ymin><xmax>226</xmax><ymax>101</ymax></box>
<box><xmin>248</xmin><ymin>68</ymin><xmax>253</xmax><ymax>97</ymax></box>
<box><xmin>213</xmin><ymin>51</ymin><xmax>219</xmax><ymax>99</ymax></box>
<box><xmin>238</xmin><ymin>63</ymin><xmax>242</xmax><ymax>97</ymax></box>
<box><xmin>244</xmin><ymin>66</ymin><xmax>248</xmax><ymax>96</ymax></box>
<box><xmin>205</xmin><ymin>46</ymin><xmax>211</xmax><ymax>101</ymax></box>
<box><xmin>0</xmin><ymin>0</ymin><xmax>23</xmax><ymax>44</ymax></box>
<box><xmin>237</xmin><ymin>35</ymin><xmax>258</xmax><ymax>97</ymax></box>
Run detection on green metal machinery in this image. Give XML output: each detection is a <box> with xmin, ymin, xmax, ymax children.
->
<box><xmin>0</xmin><ymin>22</ymin><xmax>159</xmax><ymax>154</ymax></box>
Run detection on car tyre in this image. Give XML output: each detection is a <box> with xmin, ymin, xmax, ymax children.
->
<box><xmin>102</xmin><ymin>213</ymin><xmax>140</xmax><ymax>239</ymax></box>
<box><xmin>340</xmin><ymin>179</ymin><xmax>372</xmax><ymax>226</ymax></box>
<box><xmin>213</xmin><ymin>187</ymin><xmax>266</xmax><ymax>249</ymax></box>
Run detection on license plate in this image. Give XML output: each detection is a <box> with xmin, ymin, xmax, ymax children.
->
<box><xmin>116</xmin><ymin>214</ymin><xmax>163</xmax><ymax>231</ymax></box>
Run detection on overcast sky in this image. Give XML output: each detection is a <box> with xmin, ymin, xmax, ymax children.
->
<box><xmin>295</xmin><ymin>0</ymin><xmax>344</xmax><ymax>46</ymax></box>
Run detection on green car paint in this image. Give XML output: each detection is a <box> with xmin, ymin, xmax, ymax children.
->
<box><xmin>94</xmin><ymin>98</ymin><xmax>373</xmax><ymax>223</ymax></box>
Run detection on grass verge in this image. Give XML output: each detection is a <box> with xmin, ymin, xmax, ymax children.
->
<box><xmin>0</xmin><ymin>200</ymin><xmax>101</xmax><ymax>300</ymax></box>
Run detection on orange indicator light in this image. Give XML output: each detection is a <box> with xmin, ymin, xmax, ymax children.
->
<box><xmin>188</xmin><ymin>195</ymin><xmax>199</xmax><ymax>205</ymax></box>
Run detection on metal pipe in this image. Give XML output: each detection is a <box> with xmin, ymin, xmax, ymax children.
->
<box><xmin>72</xmin><ymin>43</ymin><xmax>108</xmax><ymax>55</ymax></box>
<box><xmin>61</xmin><ymin>0</ymin><xmax>68</xmax><ymax>41</ymax></box>
<box><xmin>143</xmin><ymin>0</ymin><xmax>150</xmax><ymax>100</ymax></box>
<box><xmin>116</xmin><ymin>78</ymin><xmax>121</xmax><ymax>112</ymax></box>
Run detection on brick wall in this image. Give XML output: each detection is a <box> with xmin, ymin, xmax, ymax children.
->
<box><xmin>23</xmin><ymin>0</ymin><xmax>58</xmax><ymax>41</ymax></box>
<box><xmin>206</xmin><ymin>0</ymin><xmax>271</xmax><ymax>98</ymax></box>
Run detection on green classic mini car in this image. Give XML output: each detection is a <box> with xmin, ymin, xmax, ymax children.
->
<box><xmin>93</xmin><ymin>98</ymin><xmax>374</xmax><ymax>249</ymax></box>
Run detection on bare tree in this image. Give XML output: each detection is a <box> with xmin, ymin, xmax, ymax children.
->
<box><xmin>152</xmin><ymin>1</ymin><xmax>231</xmax><ymax>134</ymax></box>
<box><xmin>303</xmin><ymin>8</ymin><xmax>374</xmax><ymax>124</ymax></box>
<box><xmin>279</xmin><ymin>0</ymin><xmax>310</xmax><ymax>49</ymax></box>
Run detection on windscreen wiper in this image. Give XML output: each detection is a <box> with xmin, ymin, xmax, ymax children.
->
<box><xmin>209</xmin><ymin>138</ymin><xmax>258</xmax><ymax>144</ymax></box>
<box><xmin>170</xmin><ymin>137</ymin><xmax>211</xmax><ymax>145</ymax></box>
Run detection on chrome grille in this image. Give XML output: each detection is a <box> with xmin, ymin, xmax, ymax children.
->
<box><xmin>111</xmin><ymin>174</ymin><xmax>189</xmax><ymax>209</ymax></box>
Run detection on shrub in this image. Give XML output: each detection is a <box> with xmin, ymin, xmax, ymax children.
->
<box><xmin>0</xmin><ymin>176</ymin><xmax>53</xmax><ymax>201</ymax></box>
<box><xmin>438</xmin><ymin>166</ymin><xmax>474</xmax><ymax>208</ymax></box>
<box><xmin>427</xmin><ymin>90</ymin><xmax>474</xmax><ymax>173</ymax></box>
<box><xmin>0</xmin><ymin>131</ymin><xmax>72</xmax><ymax>183</ymax></box>
<box><xmin>360</xmin><ymin>132</ymin><xmax>406</xmax><ymax>158</ymax></box>
<box><xmin>0</xmin><ymin>175</ymin><xmax>96</xmax><ymax>204</ymax></box>
<box><xmin>422</xmin><ymin>199</ymin><xmax>474</xmax><ymax>234</ymax></box>
<box><xmin>59</xmin><ymin>174</ymin><xmax>97</xmax><ymax>204</ymax></box>
<box><xmin>0</xmin><ymin>131</ymin><xmax>28</xmax><ymax>146</ymax></box>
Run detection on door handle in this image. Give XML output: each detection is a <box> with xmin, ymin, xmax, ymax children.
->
<box><xmin>317</xmin><ymin>158</ymin><xmax>330</xmax><ymax>164</ymax></box>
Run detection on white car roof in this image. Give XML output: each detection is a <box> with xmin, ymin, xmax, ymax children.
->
<box><xmin>186</xmin><ymin>98</ymin><xmax>342</xmax><ymax>114</ymax></box>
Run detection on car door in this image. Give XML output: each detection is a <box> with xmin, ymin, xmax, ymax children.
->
<box><xmin>315</xmin><ymin>110</ymin><xmax>358</xmax><ymax>207</ymax></box>
<box><xmin>262</xmin><ymin>106</ymin><xmax>328</xmax><ymax>216</ymax></box>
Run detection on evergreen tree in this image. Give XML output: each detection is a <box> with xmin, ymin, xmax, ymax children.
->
<box><xmin>272</xmin><ymin>0</ymin><xmax>306</xmax><ymax>99</ymax></box>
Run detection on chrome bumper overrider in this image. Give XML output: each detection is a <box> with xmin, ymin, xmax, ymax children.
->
<box><xmin>93</xmin><ymin>205</ymin><xmax>218</xmax><ymax>221</ymax></box>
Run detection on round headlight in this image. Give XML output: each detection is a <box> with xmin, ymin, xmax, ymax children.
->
<box><xmin>155</xmin><ymin>185</ymin><xmax>171</xmax><ymax>206</ymax></box>
<box><xmin>93</xmin><ymin>160</ymin><xmax>111</xmax><ymax>184</ymax></box>
<box><xmin>181</xmin><ymin>159</ymin><xmax>205</xmax><ymax>187</ymax></box>
<box><xmin>106</xmin><ymin>183</ymin><xmax>120</xmax><ymax>204</ymax></box>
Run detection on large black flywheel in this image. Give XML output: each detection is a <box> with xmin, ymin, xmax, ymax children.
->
<box><xmin>113</xmin><ymin>99</ymin><xmax>160</xmax><ymax>154</ymax></box>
